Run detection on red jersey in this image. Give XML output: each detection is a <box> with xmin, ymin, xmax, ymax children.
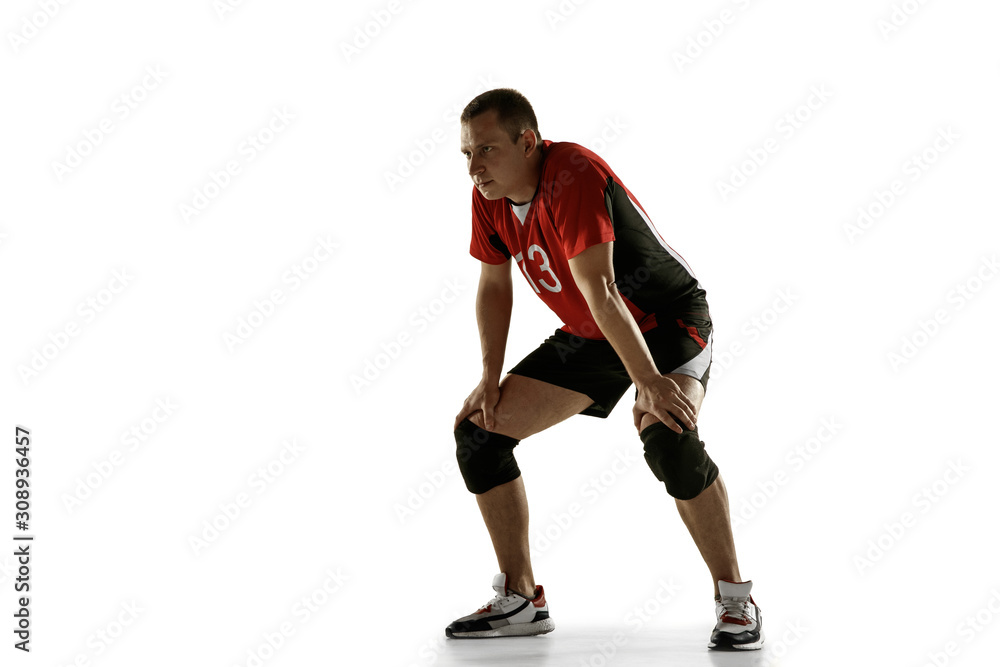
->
<box><xmin>469</xmin><ymin>140</ymin><xmax>708</xmax><ymax>340</ymax></box>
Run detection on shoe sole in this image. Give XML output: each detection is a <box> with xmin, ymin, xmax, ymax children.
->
<box><xmin>446</xmin><ymin>618</ymin><xmax>555</xmax><ymax>638</ymax></box>
<box><xmin>708</xmin><ymin>630</ymin><xmax>764</xmax><ymax>650</ymax></box>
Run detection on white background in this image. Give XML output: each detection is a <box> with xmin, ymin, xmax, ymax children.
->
<box><xmin>2</xmin><ymin>1</ymin><xmax>999</xmax><ymax>665</ymax></box>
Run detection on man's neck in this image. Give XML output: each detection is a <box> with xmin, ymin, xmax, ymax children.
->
<box><xmin>509</xmin><ymin>146</ymin><xmax>545</xmax><ymax>206</ymax></box>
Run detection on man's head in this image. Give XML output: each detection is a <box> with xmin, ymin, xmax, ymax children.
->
<box><xmin>461</xmin><ymin>88</ymin><xmax>541</xmax><ymax>144</ymax></box>
<box><xmin>460</xmin><ymin>88</ymin><xmax>544</xmax><ymax>205</ymax></box>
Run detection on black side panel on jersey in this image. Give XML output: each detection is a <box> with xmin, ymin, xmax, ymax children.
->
<box><xmin>489</xmin><ymin>233</ymin><xmax>512</xmax><ymax>260</ymax></box>
<box><xmin>603</xmin><ymin>178</ymin><xmax>709</xmax><ymax>317</ymax></box>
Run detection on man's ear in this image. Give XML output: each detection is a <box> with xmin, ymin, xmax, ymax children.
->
<box><xmin>521</xmin><ymin>129</ymin><xmax>539</xmax><ymax>157</ymax></box>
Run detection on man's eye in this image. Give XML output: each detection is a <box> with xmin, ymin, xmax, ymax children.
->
<box><xmin>482</xmin><ymin>146</ymin><xmax>491</xmax><ymax>153</ymax></box>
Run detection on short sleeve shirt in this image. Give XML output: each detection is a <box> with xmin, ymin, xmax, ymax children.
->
<box><xmin>470</xmin><ymin>140</ymin><xmax>708</xmax><ymax>340</ymax></box>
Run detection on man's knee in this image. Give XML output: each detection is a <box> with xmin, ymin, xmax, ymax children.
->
<box><xmin>639</xmin><ymin>422</ymin><xmax>719</xmax><ymax>500</ymax></box>
<box><xmin>455</xmin><ymin>418</ymin><xmax>521</xmax><ymax>494</ymax></box>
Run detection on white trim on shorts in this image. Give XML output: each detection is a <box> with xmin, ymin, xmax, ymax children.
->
<box><xmin>669</xmin><ymin>330</ymin><xmax>713</xmax><ymax>381</ymax></box>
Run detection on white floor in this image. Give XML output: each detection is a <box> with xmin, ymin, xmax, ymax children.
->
<box><xmin>435</xmin><ymin>625</ymin><xmax>769</xmax><ymax>667</ymax></box>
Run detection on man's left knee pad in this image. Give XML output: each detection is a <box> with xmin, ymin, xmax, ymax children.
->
<box><xmin>639</xmin><ymin>422</ymin><xmax>719</xmax><ymax>500</ymax></box>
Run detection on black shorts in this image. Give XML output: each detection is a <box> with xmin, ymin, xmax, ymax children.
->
<box><xmin>507</xmin><ymin>316</ymin><xmax>713</xmax><ymax>419</ymax></box>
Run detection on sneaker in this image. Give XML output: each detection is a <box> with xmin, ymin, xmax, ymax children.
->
<box><xmin>708</xmin><ymin>579</ymin><xmax>764</xmax><ymax>650</ymax></box>
<box><xmin>445</xmin><ymin>573</ymin><xmax>554</xmax><ymax>638</ymax></box>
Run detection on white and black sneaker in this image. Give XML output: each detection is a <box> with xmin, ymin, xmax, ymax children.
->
<box><xmin>445</xmin><ymin>573</ymin><xmax>554</xmax><ymax>638</ymax></box>
<box><xmin>708</xmin><ymin>579</ymin><xmax>764</xmax><ymax>650</ymax></box>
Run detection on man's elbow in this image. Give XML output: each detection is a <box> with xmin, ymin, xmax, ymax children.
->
<box><xmin>583</xmin><ymin>281</ymin><xmax>621</xmax><ymax>319</ymax></box>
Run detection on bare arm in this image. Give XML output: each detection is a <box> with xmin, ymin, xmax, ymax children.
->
<box><xmin>476</xmin><ymin>259</ymin><xmax>513</xmax><ymax>385</ymax></box>
<box><xmin>568</xmin><ymin>241</ymin><xmax>697</xmax><ymax>433</ymax></box>
<box><xmin>454</xmin><ymin>259</ymin><xmax>513</xmax><ymax>431</ymax></box>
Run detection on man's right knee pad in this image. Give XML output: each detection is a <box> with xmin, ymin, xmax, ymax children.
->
<box><xmin>455</xmin><ymin>418</ymin><xmax>521</xmax><ymax>494</ymax></box>
<box><xmin>639</xmin><ymin>422</ymin><xmax>719</xmax><ymax>500</ymax></box>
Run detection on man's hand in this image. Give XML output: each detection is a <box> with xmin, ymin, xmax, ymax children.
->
<box><xmin>454</xmin><ymin>378</ymin><xmax>501</xmax><ymax>431</ymax></box>
<box><xmin>633</xmin><ymin>375</ymin><xmax>698</xmax><ymax>434</ymax></box>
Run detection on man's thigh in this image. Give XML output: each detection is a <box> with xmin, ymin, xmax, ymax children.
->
<box><xmin>467</xmin><ymin>373</ymin><xmax>595</xmax><ymax>440</ymax></box>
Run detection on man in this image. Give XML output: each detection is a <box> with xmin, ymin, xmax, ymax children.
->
<box><xmin>446</xmin><ymin>88</ymin><xmax>763</xmax><ymax>651</ymax></box>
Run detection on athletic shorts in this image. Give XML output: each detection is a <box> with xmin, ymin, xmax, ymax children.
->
<box><xmin>507</xmin><ymin>315</ymin><xmax>713</xmax><ymax>419</ymax></box>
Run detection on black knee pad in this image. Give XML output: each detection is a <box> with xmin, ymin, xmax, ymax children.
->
<box><xmin>455</xmin><ymin>418</ymin><xmax>521</xmax><ymax>494</ymax></box>
<box><xmin>639</xmin><ymin>422</ymin><xmax>719</xmax><ymax>500</ymax></box>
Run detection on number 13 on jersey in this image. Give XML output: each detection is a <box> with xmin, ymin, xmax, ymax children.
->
<box><xmin>514</xmin><ymin>244</ymin><xmax>562</xmax><ymax>294</ymax></box>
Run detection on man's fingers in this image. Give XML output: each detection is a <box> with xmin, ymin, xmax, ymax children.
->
<box><xmin>664</xmin><ymin>394</ymin><xmax>696</xmax><ymax>429</ymax></box>
<box><xmin>676</xmin><ymin>402</ymin><xmax>696</xmax><ymax>430</ymax></box>
<box><xmin>682</xmin><ymin>407</ymin><xmax>697</xmax><ymax>430</ymax></box>
<box><xmin>634</xmin><ymin>408</ymin><xmax>656</xmax><ymax>432</ymax></box>
<box><xmin>656</xmin><ymin>397</ymin><xmax>695</xmax><ymax>432</ymax></box>
<box><xmin>635</xmin><ymin>403</ymin><xmax>688</xmax><ymax>434</ymax></box>
<box><xmin>664</xmin><ymin>379</ymin><xmax>697</xmax><ymax>422</ymax></box>
<box><xmin>656</xmin><ymin>409</ymin><xmax>683</xmax><ymax>434</ymax></box>
<box><xmin>482</xmin><ymin>404</ymin><xmax>495</xmax><ymax>431</ymax></box>
<box><xmin>672</xmin><ymin>388</ymin><xmax>697</xmax><ymax>422</ymax></box>
<box><xmin>455</xmin><ymin>398</ymin><xmax>476</xmax><ymax>431</ymax></box>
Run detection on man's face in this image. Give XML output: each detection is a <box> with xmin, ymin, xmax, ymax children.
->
<box><xmin>460</xmin><ymin>110</ymin><xmax>528</xmax><ymax>201</ymax></box>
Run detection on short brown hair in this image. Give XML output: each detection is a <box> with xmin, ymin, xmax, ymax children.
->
<box><xmin>460</xmin><ymin>88</ymin><xmax>541</xmax><ymax>144</ymax></box>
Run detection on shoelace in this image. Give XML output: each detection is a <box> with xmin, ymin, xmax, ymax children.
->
<box><xmin>478</xmin><ymin>590</ymin><xmax>522</xmax><ymax>612</ymax></box>
<box><xmin>719</xmin><ymin>596</ymin><xmax>750</xmax><ymax>621</ymax></box>
<box><xmin>478</xmin><ymin>593</ymin><xmax>509</xmax><ymax>611</ymax></box>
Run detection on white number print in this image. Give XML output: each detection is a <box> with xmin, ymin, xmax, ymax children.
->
<box><xmin>514</xmin><ymin>245</ymin><xmax>562</xmax><ymax>293</ymax></box>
